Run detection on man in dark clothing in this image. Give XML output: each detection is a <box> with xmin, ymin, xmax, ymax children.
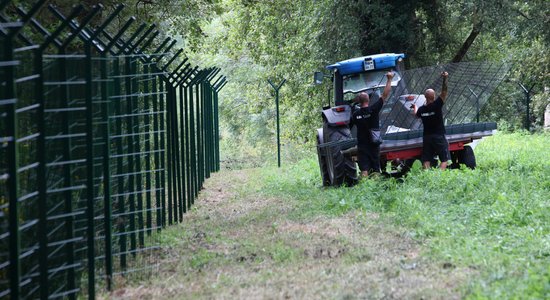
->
<box><xmin>351</xmin><ymin>72</ymin><xmax>394</xmax><ymax>177</ymax></box>
<box><xmin>412</xmin><ymin>71</ymin><xmax>449</xmax><ymax>170</ymax></box>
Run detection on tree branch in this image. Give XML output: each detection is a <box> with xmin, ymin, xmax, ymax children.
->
<box><xmin>515</xmin><ymin>9</ymin><xmax>533</xmax><ymax>20</ymax></box>
<box><xmin>451</xmin><ymin>21</ymin><xmax>483</xmax><ymax>63</ymax></box>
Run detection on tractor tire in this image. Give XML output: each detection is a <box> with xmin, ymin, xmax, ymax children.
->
<box><xmin>461</xmin><ymin>145</ymin><xmax>476</xmax><ymax>169</ymax></box>
<box><xmin>450</xmin><ymin>146</ymin><xmax>476</xmax><ymax>169</ymax></box>
<box><xmin>322</xmin><ymin>122</ymin><xmax>358</xmax><ymax>187</ymax></box>
<box><xmin>317</xmin><ymin>131</ymin><xmax>330</xmax><ymax>187</ymax></box>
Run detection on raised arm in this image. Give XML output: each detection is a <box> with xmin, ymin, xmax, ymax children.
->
<box><xmin>440</xmin><ymin>71</ymin><xmax>448</xmax><ymax>102</ymax></box>
<box><xmin>381</xmin><ymin>72</ymin><xmax>394</xmax><ymax>102</ymax></box>
<box><xmin>411</xmin><ymin>103</ymin><xmax>419</xmax><ymax>117</ymax></box>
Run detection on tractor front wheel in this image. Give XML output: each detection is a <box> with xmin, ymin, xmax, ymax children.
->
<box><xmin>322</xmin><ymin>122</ymin><xmax>358</xmax><ymax>186</ymax></box>
<box><xmin>316</xmin><ymin>130</ymin><xmax>330</xmax><ymax>186</ymax></box>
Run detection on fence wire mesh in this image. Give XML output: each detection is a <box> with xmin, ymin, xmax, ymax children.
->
<box><xmin>379</xmin><ymin>61</ymin><xmax>510</xmax><ymax>135</ymax></box>
<box><xmin>0</xmin><ymin>1</ymin><xmax>225</xmax><ymax>298</ymax></box>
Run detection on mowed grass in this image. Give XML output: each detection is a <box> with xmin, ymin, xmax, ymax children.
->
<box><xmin>113</xmin><ymin>169</ymin><xmax>470</xmax><ymax>299</ymax></box>
<box><xmin>262</xmin><ymin>132</ymin><xmax>550</xmax><ymax>299</ymax></box>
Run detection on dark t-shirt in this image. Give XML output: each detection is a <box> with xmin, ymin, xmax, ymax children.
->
<box><xmin>351</xmin><ymin>99</ymin><xmax>384</xmax><ymax>145</ymax></box>
<box><xmin>416</xmin><ymin>97</ymin><xmax>445</xmax><ymax>135</ymax></box>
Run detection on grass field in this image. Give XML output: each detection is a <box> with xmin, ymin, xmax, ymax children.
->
<box><xmin>107</xmin><ymin>132</ymin><xmax>549</xmax><ymax>299</ymax></box>
<box><xmin>262</xmin><ymin>132</ymin><xmax>550</xmax><ymax>299</ymax></box>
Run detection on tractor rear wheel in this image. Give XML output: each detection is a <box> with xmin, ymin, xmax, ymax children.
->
<box><xmin>322</xmin><ymin>122</ymin><xmax>357</xmax><ymax>186</ymax></box>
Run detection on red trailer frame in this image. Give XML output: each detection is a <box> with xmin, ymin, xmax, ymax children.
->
<box><xmin>383</xmin><ymin>139</ymin><xmax>469</xmax><ymax>161</ymax></box>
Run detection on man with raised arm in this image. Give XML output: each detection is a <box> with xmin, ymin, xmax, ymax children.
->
<box><xmin>412</xmin><ymin>71</ymin><xmax>450</xmax><ymax>170</ymax></box>
<box><xmin>351</xmin><ymin>71</ymin><xmax>394</xmax><ymax>177</ymax></box>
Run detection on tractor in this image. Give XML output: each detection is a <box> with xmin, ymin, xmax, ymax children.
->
<box><xmin>315</xmin><ymin>53</ymin><xmax>503</xmax><ymax>186</ymax></box>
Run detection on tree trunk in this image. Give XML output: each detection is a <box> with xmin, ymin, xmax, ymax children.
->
<box><xmin>451</xmin><ymin>21</ymin><xmax>483</xmax><ymax>63</ymax></box>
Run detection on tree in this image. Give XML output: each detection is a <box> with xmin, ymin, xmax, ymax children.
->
<box><xmin>185</xmin><ymin>0</ymin><xmax>549</xmax><ymax>164</ymax></box>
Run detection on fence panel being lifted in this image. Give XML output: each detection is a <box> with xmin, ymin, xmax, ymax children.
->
<box><xmin>0</xmin><ymin>1</ymin><xmax>225</xmax><ymax>298</ymax></box>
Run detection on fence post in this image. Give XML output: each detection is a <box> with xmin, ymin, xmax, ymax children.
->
<box><xmin>212</xmin><ymin>75</ymin><xmax>226</xmax><ymax>171</ymax></box>
<box><xmin>144</xmin><ymin>61</ymin><xmax>154</xmax><ymax>233</ymax></box>
<box><xmin>3</xmin><ymin>22</ymin><xmax>20</xmax><ymax>300</ymax></box>
<box><xmin>37</xmin><ymin>6</ymin><xmax>85</xmax><ymax>299</ymax></box>
<box><xmin>177</xmin><ymin>65</ymin><xmax>195</xmax><ymax>203</ymax></box>
<box><xmin>205</xmin><ymin>69</ymin><xmax>220</xmax><ymax>177</ymax></box>
<box><xmin>84</xmin><ymin>26</ymin><xmax>96</xmax><ymax>300</ymax></box>
<box><xmin>213</xmin><ymin>77</ymin><xmax>227</xmax><ymax>172</ymax></box>
<box><xmin>112</xmin><ymin>55</ymin><xmax>127</xmax><ymax>271</ymax></box>
<box><xmin>267</xmin><ymin>79</ymin><xmax>286</xmax><ymax>168</ymax></box>
<box><xmin>152</xmin><ymin>61</ymin><xmax>163</xmax><ymax>229</ymax></box>
<box><xmin>148</xmin><ymin>45</ymin><xmax>179</xmax><ymax>225</ymax></box>
<box><xmin>152</xmin><ymin>53</ymin><xmax>182</xmax><ymax>229</ymax></box>
<box><xmin>188</xmin><ymin>71</ymin><xmax>198</xmax><ymax>200</ymax></box>
<box><xmin>168</xmin><ymin>83</ymin><xmax>179</xmax><ymax>223</ymax></box>
<box><xmin>94</xmin><ymin>10</ymin><xmax>130</xmax><ymax>292</ymax></box>
<box><xmin>180</xmin><ymin>67</ymin><xmax>198</xmax><ymax>202</ymax></box>
<box><xmin>59</xmin><ymin>5</ymin><xmax>103</xmax><ymax>296</ymax></box>
<box><xmin>3</xmin><ymin>2</ymin><xmax>47</xmax><ymax>298</ymax></box>
<box><xmin>100</xmin><ymin>51</ymin><xmax>113</xmax><ymax>291</ymax></box>
<box><xmin>157</xmin><ymin>44</ymin><xmax>186</xmax><ymax>222</ymax></box>
<box><xmin>181</xmin><ymin>74</ymin><xmax>189</xmax><ymax>213</ymax></box>
<box><xmin>89</xmin><ymin>4</ymin><xmax>128</xmax><ymax>292</ymax></box>
<box><xmin>172</xmin><ymin>64</ymin><xmax>191</xmax><ymax>211</ymax></box>
<box><xmin>518</xmin><ymin>82</ymin><xmax>536</xmax><ymax>131</ymax></box>
<box><xmin>165</xmin><ymin>79</ymin><xmax>174</xmax><ymax>224</ymax></box>
<box><xmin>196</xmin><ymin>74</ymin><xmax>204</xmax><ymax>190</ymax></box>
<box><xmin>159</xmin><ymin>77</ymin><xmax>167</xmax><ymax>226</ymax></box>
<box><xmin>188</xmin><ymin>70</ymin><xmax>210</xmax><ymax>200</ymax></box>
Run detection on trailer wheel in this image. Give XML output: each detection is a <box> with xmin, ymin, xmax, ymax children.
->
<box><xmin>323</xmin><ymin>122</ymin><xmax>358</xmax><ymax>186</ymax></box>
<box><xmin>450</xmin><ymin>151</ymin><xmax>461</xmax><ymax>169</ymax></box>
<box><xmin>316</xmin><ymin>131</ymin><xmax>330</xmax><ymax>186</ymax></box>
<box><xmin>461</xmin><ymin>145</ymin><xmax>476</xmax><ymax>169</ymax></box>
<box><xmin>402</xmin><ymin>158</ymin><xmax>416</xmax><ymax>174</ymax></box>
<box><xmin>451</xmin><ymin>146</ymin><xmax>476</xmax><ymax>169</ymax></box>
<box><xmin>384</xmin><ymin>158</ymin><xmax>416</xmax><ymax>178</ymax></box>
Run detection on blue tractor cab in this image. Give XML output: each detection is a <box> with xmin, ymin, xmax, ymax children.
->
<box><xmin>322</xmin><ymin>53</ymin><xmax>405</xmax><ymax>106</ymax></box>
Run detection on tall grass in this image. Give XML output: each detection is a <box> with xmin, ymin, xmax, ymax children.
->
<box><xmin>262</xmin><ymin>132</ymin><xmax>550</xmax><ymax>298</ymax></box>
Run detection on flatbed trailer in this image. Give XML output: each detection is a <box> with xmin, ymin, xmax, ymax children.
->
<box><xmin>381</xmin><ymin>122</ymin><xmax>496</xmax><ymax>159</ymax></box>
<box><xmin>317</xmin><ymin>122</ymin><xmax>496</xmax><ymax>178</ymax></box>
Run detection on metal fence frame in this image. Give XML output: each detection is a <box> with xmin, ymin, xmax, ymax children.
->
<box><xmin>0</xmin><ymin>1</ymin><xmax>225</xmax><ymax>298</ymax></box>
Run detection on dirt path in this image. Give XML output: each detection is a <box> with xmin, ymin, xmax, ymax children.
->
<box><xmin>110</xmin><ymin>169</ymin><xmax>471</xmax><ymax>299</ymax></box>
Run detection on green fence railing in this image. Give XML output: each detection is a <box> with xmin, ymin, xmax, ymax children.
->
<box><xmin>0</xmin><ymin>1</ymin><xmax>225</xmax><ymax>298</ymax></box>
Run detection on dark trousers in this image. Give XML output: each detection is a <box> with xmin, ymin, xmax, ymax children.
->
<box><xmin>357</xmin><ymin>143</ymin><xmax>381</xmax><ymax>173</ymax></box>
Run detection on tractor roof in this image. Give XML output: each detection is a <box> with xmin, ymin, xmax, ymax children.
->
<box><xmin>326</xmin><ymin>53</ymin><xmax>405</xmax><ymax>75</ymax></box>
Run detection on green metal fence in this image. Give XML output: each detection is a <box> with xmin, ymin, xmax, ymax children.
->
<box><xmin>0</xmin><ymin>1</ymin><xmax>225</xmax><ymax>298</ymax></box>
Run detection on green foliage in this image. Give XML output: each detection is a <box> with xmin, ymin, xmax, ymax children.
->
<box><xmin>261</xmin><ymin>132</ymin><xmax>550</xmax><ymax>297</ymax></box>
<box><xmin>173</xmin><ymin>0</ymin><xmax>549</xmax><ymax>166</ymax></box>
<box><xmin>21</xmin><ymin>0</ymin><xmax>548</xmax><ymax>160</ymax></box>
